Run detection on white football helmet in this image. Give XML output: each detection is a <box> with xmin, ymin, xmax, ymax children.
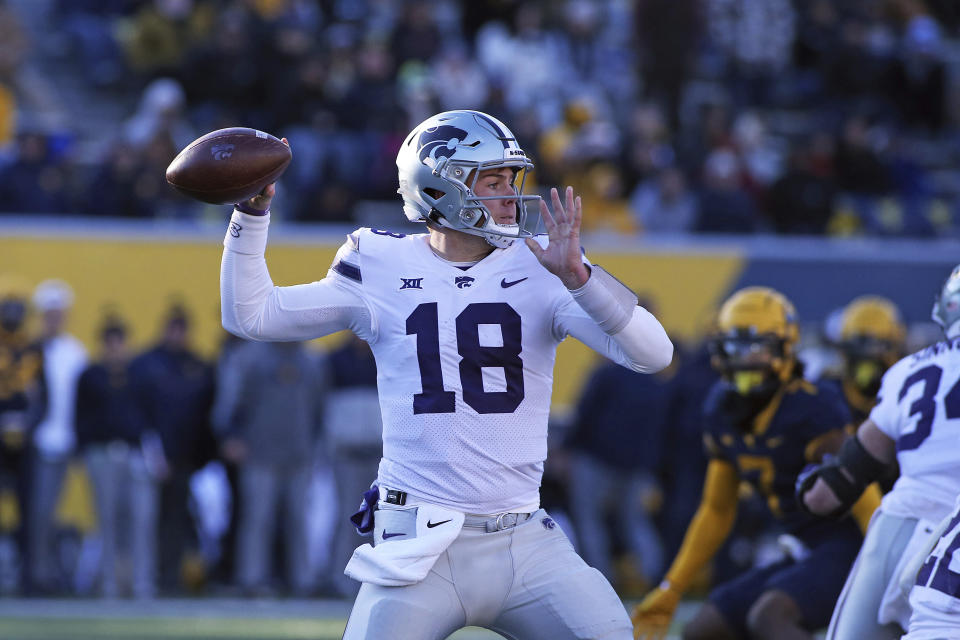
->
<box><xmin>396</xmin><ymin>110</ymin><xmax>540</xmax><ymax>248</ymax></box>
<box><xmin>933</xmin><ymin>263</ymin><xmax>960</xmax><ymax>339</ymax></box>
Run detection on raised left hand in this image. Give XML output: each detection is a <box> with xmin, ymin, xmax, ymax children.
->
<box><xmin>525</xmin><ymin>186</ymin><xmax>590</xmax><ymax>289</ymax></box>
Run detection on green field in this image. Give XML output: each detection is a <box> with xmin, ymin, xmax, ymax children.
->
<box><xmin>0</xmin><ymin>599</ymin><xmax>696</xmax><ymax>640</ymax></box>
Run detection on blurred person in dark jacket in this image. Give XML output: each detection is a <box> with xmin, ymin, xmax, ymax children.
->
<box><xmin>565</xmin><ymin>342</ymin><xmax>675</xmax><ymax>593</ymax></box>
<box><xmin>834</xmin><ymin>115</ymin><xmax>889</xmax><ymax>196</ymax></box>
<box><xmin>695</xmin><ymin>148</ymin><xmax>758</xmax><ymax>233</ymax></box>
<box><xmin>323</xmin><ymin>335</ymin><xmax>381</xmax><ymax>599</ymax></box>
<box><xmin>629</xmin><ymin>166</ymin><xmax>699</xmax><ymax>234</ymax></box>
<box><xmin>83</xmin><ymin>141</ymin><xmax>156</xmax><ymax>218</ymax></box>
<box><xmin>766</xmin><ymin>138</ymin><xmax>837</xmax><ymax>235</ymax></box>
<box><xmin>0</xmin><ymin>277</ymin><xmax>46</xmax><ymax>594</ymax></box>
<box><xmin>0</xmin><ymin>131</ymin><xmax>73</xmax><ymax>214</ymax></box>
<box><xmin>208</xmin><ymin>330</ymin><xmax>244</xmax><ymax>589</ymax></box>
<box><xmin>76</xmin><ymin>314</ymin><xmax>157</xmax><ymax>599</ymax></box>
<box><xmin>659</xmin><ymin>339</ymin><xmax>717</xmax><ymax>562</ymax></box>
<box><xmin>129</xmin><ymin>303</ymin><xmax>215</xmax><ymax>594</ymax></box>
<box><xmin>215</xmin><ymin>339</ymin><xmax>324</xmax><ymax>597</ymax></box>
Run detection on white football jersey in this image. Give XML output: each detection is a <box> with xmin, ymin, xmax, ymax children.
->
<box><xmin>870</xmin><ymin>338</ymin><xmax>960</xmax><ymax>522</ymax></box>
<box><xmin>330</xmin><ymin>228</ymin><xmax>594</xmax><ymax>514</ymax></box>
<box><xmin>222</xmin><ymin>213</ymin><xmax>671</xmax><ymax>515</ymax></box>
<box><xmin>903</xmin><ymin>495</ymin><xmax>960</xmax><ymax>640</ymax></box>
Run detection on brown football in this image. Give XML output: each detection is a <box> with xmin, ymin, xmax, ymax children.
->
<box><xmin>165</xmin><ymin>128</ymin><xmax>292</xmax><ymax>204</ymax></box>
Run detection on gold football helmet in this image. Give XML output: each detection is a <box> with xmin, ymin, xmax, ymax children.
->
<box><xmin>838</xmin><ymin>295</ymin><xmax>905</xmax><ymax>401</ymax></box>
<box><xmin>712</xmin><ymin>287</ymin><xmax>799</xmax><ymax>395</ymax></box>
<box><xmin>839</xmin><ymin>296</ymin><xmax>905</xmax><ymax>364</ymax></box>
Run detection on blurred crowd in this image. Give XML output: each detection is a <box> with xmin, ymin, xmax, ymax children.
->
<box><xmin>0</xmin><ymin>275</ymin><xmax>384</xmax><ymax>598</ymax></box>
<box><xmin>0</xmin><ymin>274</ymin><xmax>941</xmax><ymax>600</ymax></box>
<box><xmin>0</xmin><ymin>0</ymin><xmax>957</xmax><ymax>236</ymax></box>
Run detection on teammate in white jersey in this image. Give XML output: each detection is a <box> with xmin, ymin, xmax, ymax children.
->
<box><xmin>797</xmin><ymin>263</ymin><xmax>960</xmax><ymax>639</ymax></box>
<box><xmin>219</xmin><ymin>110</ymin><xmax>673</xmax><ymax>639</ymax></box>
<box><xmin>902</xmin><ymin>493</ymin><xmax>960</xmax><ymax>640</ymax></box>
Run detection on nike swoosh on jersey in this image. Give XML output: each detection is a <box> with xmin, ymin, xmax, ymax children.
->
<box><xmin>501</xmin><ymin>277</ymin><xmax>528</xmax><ymax>288</ymax></box>
<box><xmin>426</xmin><ymin>519</ymin><xmax>452</xmax><ymax>528</ymax></box>
<box><xmin>381</xmin><ymin>531</ymin><xmax>405</xmax><ymax>539</ymax></box>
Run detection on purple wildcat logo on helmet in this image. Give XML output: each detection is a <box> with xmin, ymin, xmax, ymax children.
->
<box><xmin>418</xmin><ymin>125</ymin><xmax>469</xmax><ymax>164</ymax></box>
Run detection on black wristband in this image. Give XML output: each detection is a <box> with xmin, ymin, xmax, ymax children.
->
<box><xmin>235</xmin><ymin>201</ymin><xmax>269</xmax><ymax>216</ymax></box>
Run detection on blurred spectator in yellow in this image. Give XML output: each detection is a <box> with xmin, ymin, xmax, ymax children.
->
<box><xmin>117</xmin><ymin>0</ymin><xmax>215</xmax><ymax>77</ymax></box>
<box><xmin>27</xmin><ymin>280</ymin><xmax>87</xmax><ymax>595</ymax></box>
<box><xmin>578</xmin><ymin>163</ymin><xmax>635</xmax><ymax>235</ymax></box>
<box><xmin>629</xmin><ymin>166</ymin><xmax>698</xmax><ymax>234</ymax></box>
<box><xmin>0</xmin><ymin>277</ymin><xmax>45</xmax><ymax>595</ymax></box>
<box><xmin>76</xmin><ymin>314</ymin><xmax>157</xmax><ymax>599</ymax></box>
<box><xmin>538</xmin><ymin>100</ymin><xmax>593</xmax><ymax>186</ymax></box>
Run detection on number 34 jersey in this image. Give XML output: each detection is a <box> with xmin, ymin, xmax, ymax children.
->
<box><xmin>330</xmin><ymin>228</ymin><xmax>622</xmax><ymax>514</ymax></box>
<box><xmin>870</xmin><ymin>337</ymin><xmax>960</xmax><ymax>522</ymax></box>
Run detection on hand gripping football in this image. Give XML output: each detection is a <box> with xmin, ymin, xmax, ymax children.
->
<box><xmin>165</xmin><ymin>128</ymin><xmax>292</xmax><ymax>204</ymax></box>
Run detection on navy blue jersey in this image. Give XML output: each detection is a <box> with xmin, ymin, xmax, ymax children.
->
<box><xmin>702</xmin><ymin>377</ymin><xmax>852</xmax><ymax>536</ymax></box>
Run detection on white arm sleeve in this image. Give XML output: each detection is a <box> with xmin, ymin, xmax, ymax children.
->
<box><xmin>557</xmin><ymin>303</ymin><xmax>674</xmax><ymax>374</ymax></box>
<box><xmin>220</xmin><ymin>210</ymin><xmax>373</xmax><ymax>342</ymax></box>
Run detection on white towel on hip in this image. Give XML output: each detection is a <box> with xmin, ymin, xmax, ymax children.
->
<box><xmin>344</xmin><ymin>502</ymin><xmax>464</xmax><ymax>586</ymax></box>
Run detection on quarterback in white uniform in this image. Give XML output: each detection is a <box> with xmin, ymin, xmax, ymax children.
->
<box><xmin>799</xmin><ymin>263</ymin><xmax>960</xmax><ymax>639</ymax></box>
<box><xmin>220</xmin><ymin>110</ymin><xmax>673</xmax><ymax>639</ymax></box>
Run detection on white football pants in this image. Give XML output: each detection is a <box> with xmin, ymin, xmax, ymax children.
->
<box><xmin>342</xmin><ymin>508</ymin><xmax>633</xmax><ymax>640</ymax></box>
<box><xmin>826</xmin><ymin>509</ymin><xmax>918</xmax><ymax>640</ymax></box>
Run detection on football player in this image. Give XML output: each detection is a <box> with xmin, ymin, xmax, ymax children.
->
<box><xmin>833</xmin><ymin>296</ymin><xmax>906</xmax><ymax>425</ymax></box>
<box><xmin>798</xmin><ymin>264</ymin><xmax>960</xmax><ymax>640</ymax></box>
<box><xmin>828</xmin><ymin>296</ymin><xmax>906</xmax><ymax>496</ymax></box>
<box><xmin>220</xmin><ymin>110</ymin><xmax>673</xmax><ymax>639</ymax></box>
<box><xmin>631</xmin><ymin>287</ymin><xmax>879</xmax><ymax>640</ymax></box>
<box><xmin>901</xmin><ymin>492</ymin><xmax>960</xmax><ymax>640</ymax></box>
